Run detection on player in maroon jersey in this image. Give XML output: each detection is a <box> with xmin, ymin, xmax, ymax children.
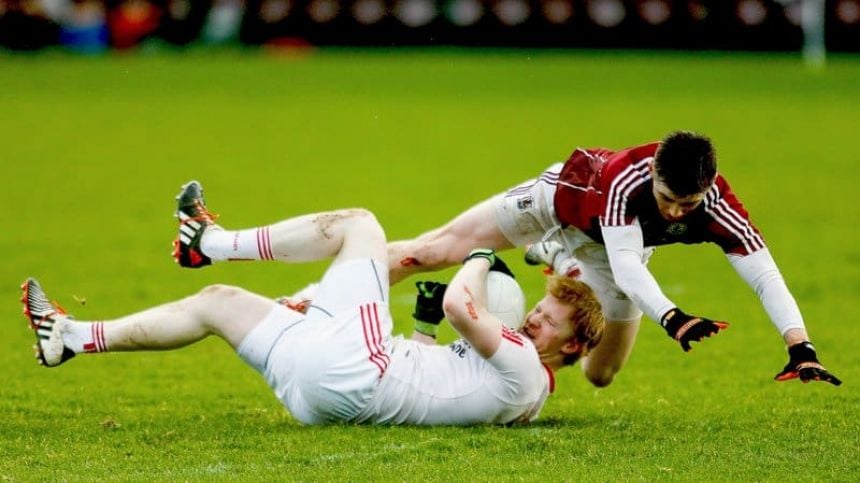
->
<box><xmin>387</xmin><ymin>131</ymin><xmax>840</xmax><ymax>387</ymax></box>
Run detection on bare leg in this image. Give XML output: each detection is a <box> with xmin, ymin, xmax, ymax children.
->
<box><xmin>580</xmin><ymin>319</ymin><xmax>641</xmax><ymax>387</ymax></box>
<box><xmin>203</xmin><ymin>209</ymin><xmax>386</xmax><ymax>266</ymax></box>
<box><xmin>387</xmin><ymin>198</ymin><xmax>513</xmax><ymax>284</ymax></box>
<box><xmin>101</xmin><ymin>207</ymin><xmax>388</xmax><ymax>352</ymax></box>
<box><xmin>93</xmin><ymin>285</ymin><xmax>276</xmax><ymax>351</ymax></box>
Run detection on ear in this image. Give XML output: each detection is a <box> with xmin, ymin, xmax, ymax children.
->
<box><xmin>561</xmin><ymin>340</ymin><xmax>582</xmax><ymax>356</ymax></box>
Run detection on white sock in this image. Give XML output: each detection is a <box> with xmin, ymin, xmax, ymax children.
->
<box><xmin>201</xmin><ymin>226</ymin><xmax>276</xmax><ymax>262</ymax></box>
<box><xmin>62</xmin><ymin>319</ymin><xmax>108</xmax><ymax>353</ymax></box>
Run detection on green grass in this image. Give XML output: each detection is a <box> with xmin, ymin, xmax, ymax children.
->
<box><xmin>1</xmin><ymin>48</ymin><xmax>859</xmax><ymax>480</ymax></box>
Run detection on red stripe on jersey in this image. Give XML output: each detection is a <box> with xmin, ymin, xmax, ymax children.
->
<box><xmin>542</xmin><ymin>364</ymin><xmax>555</xmax><ymax>394</ymax></box>
<box><xmin>360</xmin><ymin>305</ymin><xmax>386</xmax><ymax>376</ymax></box>
<box><xmin>604</xmin><ymin>159</ymin><xmax>651</xmax><ymax>226</ymax></box>
<box><xmin>360</xmin><ymin>304</ymin><xmax>388</xmax><ymax>377</ymax></box>
<box><xmin>501</xmin><ymin>326</ymin><xmax>524</xmax><ymax>347</ymax></box>
<box><xmin>371</xmin><ymin>303</ymin><xmax>390</xmax><ymax>367</ymax></box>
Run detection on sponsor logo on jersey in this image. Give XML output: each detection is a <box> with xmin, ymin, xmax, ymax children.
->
<box><xmin>449</xmin><ymin>339</ymin><xmax>472</xmax><ymax>358</ymax></box>
<box><xmin>516</xmin><ymin>196</ymin><xmax>534</xmax><ymax>211</ymax></box>
<box><xmin>667</xmin><ymin>222</ymin><xmax>687</xmax><ymax>236</ymax></box>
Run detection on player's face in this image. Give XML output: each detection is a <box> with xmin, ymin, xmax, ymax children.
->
<box><xmin>651</xmin><ymin>177</ymin><xmax>706</xmax><ymax>222</ymax></box>
<box><xmin>520</xmin><ymin>295</ymin><xmax>574</xmax><ymax>358</ymax></box>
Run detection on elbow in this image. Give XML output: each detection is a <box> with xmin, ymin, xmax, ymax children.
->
<box><xmin>442</xmin><ymin>294</ymin><xmax>464</xmax><ymax>324</ymax></box>
<box><xmin>442</xmin><ymin>288</ymin><xmax>471</xmax><ymax>327</ymax></box>
<box><xmin>614</xmin><ymin>279</ymin><xmax>636</xmax><ymax>301</ymax></box>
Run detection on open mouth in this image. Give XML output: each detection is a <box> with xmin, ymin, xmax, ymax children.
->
<box><xmin>521</xmin><ymin>327</ymin><xmax>535</xmax><ymax>340</ymax></box>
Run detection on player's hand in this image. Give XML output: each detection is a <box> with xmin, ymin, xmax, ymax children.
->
<box><xmin>413</xmin><ymin>281</ymin><xmax>447</xmax><ymax>324</ymax></box>
<box><xmin>774</xmin><ymin>341</ymin><xmax>842</xmax><ymax>386</ymax></box>
<box><xmin>661</xmin><ymin>308</ymin><xmax>729</xmax><ymax>352</ymax></box>
<box><xmin>463</xmin><ymin>248</ymin><xmax>515</xmax><ymax>278</ymax></box>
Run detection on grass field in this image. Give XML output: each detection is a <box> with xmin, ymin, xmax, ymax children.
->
<box><xmin>1</xmin><ymin>48</ymin><xmax>859</xmax><ymax>480</ymax></box>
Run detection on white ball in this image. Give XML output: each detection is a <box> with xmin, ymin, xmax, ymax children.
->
<box><xmin>485</xmin><ymin>271</ymin><xmax>526</xmax><ymax>329</ymax></box>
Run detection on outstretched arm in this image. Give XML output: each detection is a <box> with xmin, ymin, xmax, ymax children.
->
<box><xmin>442</xmin><ymin>251</ymin><xmax>504</xmax><ymax>359</ymax></box>
<box><xmin>600</xmin><ymin>225</ymin><xmax>674</xmax><ymax>322</ymax></box>
<box><xmin>729</xmin><ymin>249</ymin><xmax>841</xmax><ymax>385</ymax></box>
<box><xmin>601</xmin><ymin>224</ymin><xmax>728</xmax><ymax>351</ymax></box>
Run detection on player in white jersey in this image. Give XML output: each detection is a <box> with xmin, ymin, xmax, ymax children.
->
<box><xmin>22</xmin><ymin>181</ymin><xmax>604</xmax><ymax>426</ymax></box>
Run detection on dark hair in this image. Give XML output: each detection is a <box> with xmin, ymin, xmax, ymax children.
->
<box><xmin>653</xmin><ymin>131</ymin><xmax>717</xmax><ymax>196</ymax></box>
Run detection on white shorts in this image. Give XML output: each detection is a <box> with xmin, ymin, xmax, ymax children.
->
<box><xmin>238</xmin><ymin>258</ymin><xmax>392</xmax><ymax>424</ymax></box>
<box><xmin>493</xmin><ymin>163</ymin><xmax>653</xmax><ymax>322</ymax></box>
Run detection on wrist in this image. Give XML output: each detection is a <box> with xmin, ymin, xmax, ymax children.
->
<box><xmin>464</xmin><ymin>248</ymin><xmax>495</xmax><ymax>265</ymax></box>
<box><xmin>788</xmin><ymin>340</ymin><xmax>815</xmax><ymax>358</ymax></box>
<box><xmin>661</xmin><ymin>308</ymin><xmax>681</xmax><ymax>328</ymax></box>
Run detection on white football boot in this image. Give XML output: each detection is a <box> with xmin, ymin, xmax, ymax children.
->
<box><xmin>21</xmin><ymin>277</ymin><xmax>76</xmax><ymax>367</ymax></box>
<box><xmin>524</xmin><ymin>240</ymin><xmax>582</xmax><ymax>278</ymax></box>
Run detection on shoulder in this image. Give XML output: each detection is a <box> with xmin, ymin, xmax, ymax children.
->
<box><xmin>702</xmin><ymin>174</ymin><xmax>766</xmax><ymax>254</ymax></box>
<box><xmin>488</xmin><ymin>330</ymin><xmax>546</xmax><ymax>388</ymax></box>
<box><xmin>601</xmin><ymin>142</ymin><xmax>659</xmax><ymax>186</ymax></box>
<box><xmin>703</xmin><ymin>175</ymin><xmax>746</xmax><ymax>216</ymax></box>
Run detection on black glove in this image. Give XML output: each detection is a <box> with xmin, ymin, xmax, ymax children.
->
<box><xmin>463</xmin><ymin>248</ymin><xmax>515</xmax><ymax>279</ymax></box>
<box><xmin>413</xmin><ymin>281</ymin><xmax>447</xmax><ymax>325</ymax></box>
<box><xmin>774</xmin><ymin>341</ymin><xmax>842</xmax><ymax>386</ymax></box>
<box><xmin>661</xmin><ymin>308</ymin><xmax>729</xmax><ymax>352</ymax></box>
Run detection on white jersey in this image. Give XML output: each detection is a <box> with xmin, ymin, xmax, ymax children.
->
<box><xmin>237</xmin><ymin>258</ymin><xmax>554</xmax><ymax>426</ymax></box>
<box><xmin>355</xmin><ymin>328</ymin><xmax>554</xmax><ymax>425</ymax></box>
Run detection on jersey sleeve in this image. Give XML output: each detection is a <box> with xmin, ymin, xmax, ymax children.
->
<box><xmin>702</xmin><ymin>176</ymin><xmax>766</xmax><ymax>256</ymax></box>
<box><xmin>486</xmin><ymin>327</ymin><xmax>548</xmax><ymax>402</ymax></box>
<box><xmin>601</xmin><ymin>223</ymin><xmax>676</xmax><ymax>323</ymax></box>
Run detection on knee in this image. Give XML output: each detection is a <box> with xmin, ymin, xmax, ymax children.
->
<box><xmin>325</xmin><ymin>208</ymin><xmax>382</xmax><ymax>236</ymax></box>
<box><xmin>405</xmin><ymin>228</ymin><xmax>467</xmax><ymax>267</ymax></box>
<box><xmin>347</xmin><ymin>208</ymin><xmax>380</xmax><ymax>228</ymax></box>
<box><xmin>197</xmin><ymin>283</ymin><xmax>242</xmax><ymax>298</ymax></box>
<box><xmin>582</xmin><ymin>362</ymin><xmax>619</xmax><ymax>388</ymax></box>
<box><xmin>586</xmin><ymin>372</ymin><xmax>616</xmax><ymax>388</ymax></box>
<box><xmin>196</xmin><ymin>284</ymin><xmax>245</xmax><ymax>303</ymax></box>
<box><xmin>191</xmin><ymin>284</ymin><xmax>253</xmax><ymax>324</ymax></box>
<box><xmin>345</xmin><ymin>208</ymin><xmax>385</xmax><ymax>241</ymax></box>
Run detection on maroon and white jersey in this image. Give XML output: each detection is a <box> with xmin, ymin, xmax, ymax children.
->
<box><xmin>553</xmin><ymin>142</ymin><xmax>766</xmax><ymax>256</ymax></box>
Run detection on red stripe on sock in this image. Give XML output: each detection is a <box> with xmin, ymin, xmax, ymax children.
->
<box><xmin>256</xmin><ymin>228</ymin><xmax>264</xmax><ymax>260</ymax></box>
<box><xmin>257</xmin><ymin>227</ymin><xmax>274</xmax><ymax>260</ymax></box>
<box><xmin>96</xmin><ymin>322</ymin><xmax>106</xmax><ymax>352</ymax></box>
<box><xmin>90</xmin><ymin>323</ymin><xmax>97</xmax><ymax>351</ymax></box>
<box><xmin>264</xmin><ymin>226</ymin><xmax>274</xmax><ymax>260</ymax></box>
